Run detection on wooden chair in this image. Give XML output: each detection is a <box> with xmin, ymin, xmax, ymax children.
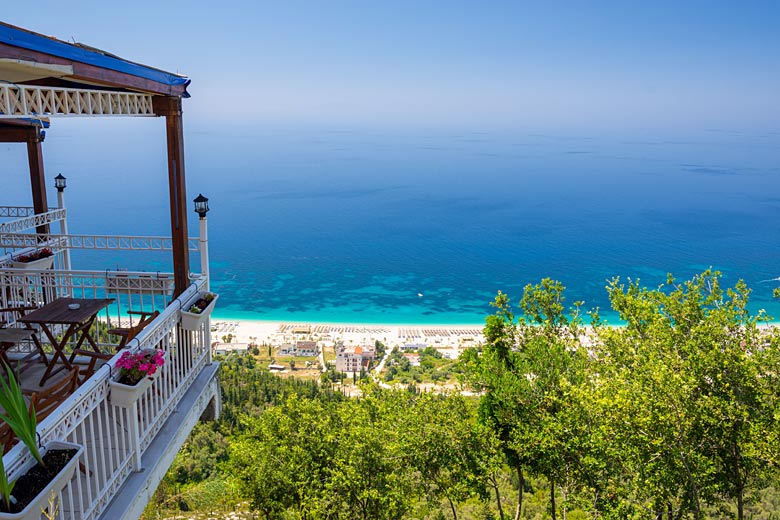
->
<box><xmin>29</xmin><ymin>366</ymin><xmax>80</xmax><ymax>423</ymax></box>
<box><xmin>71</xmin><ymin>310</ymin><xmax>159</xmax><ymax>383</ymax></box>
<box><xmin>108</xmin><ymin>310</ymin><xmax>160</xmax><ymax>350</ymax></box>
<box><xmin>0</xmin><ymin>423</ymin><xmax>13</xmax><ymax>455</ymax></box>
<box><xmin>0</xmin><ymin>305</ymin><xmax>47</xmax><ymax>376</ymax></box>
<box><xmin>0</xmin><ymin>367</ymin><xmax>79</xmax><ymax>454</ymax></box>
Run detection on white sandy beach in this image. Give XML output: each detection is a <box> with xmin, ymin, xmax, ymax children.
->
<box><xmin>210</xmin><ymin>319</ymin><xmax>780</xmax><ymax>351</ymax></box>
<box><xmin>210</xmin><ymin>319</ymin><xmax>486</xmax><ymax>358</ymax></box>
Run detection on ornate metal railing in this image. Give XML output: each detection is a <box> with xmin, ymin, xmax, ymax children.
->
<box><xmin>1</xmin><ymin>279</ymin><xmax>211</xmax><ymax>519</ymax></box>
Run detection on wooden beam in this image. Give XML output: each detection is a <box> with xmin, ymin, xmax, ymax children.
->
<box><xmin>26</xmin><ymin>126</ymin><xmax>49</xmax><ymax>235</ymax></box>
<box><xmin>0</xmin><ymin>125</ymin><xmax>36</xmax><ymax>142</ymax></box>
<box><xmin>158</xmin><ymin>96</ymin><xmax>190</xmax><ymax>298</ymax></box>
<box><xmin>0</xmin><ymin>42</ymin><xmax>188</xmax><ymax>98</ymax></box>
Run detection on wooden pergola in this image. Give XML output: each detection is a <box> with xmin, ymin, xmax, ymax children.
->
<box><xmin>0</xmin><ymin>22</ymin><xmax>193</xmax><ymax>297</ymax></box>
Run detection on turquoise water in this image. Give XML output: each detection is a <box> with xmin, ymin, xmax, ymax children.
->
<box><xmin>9</xmin><ymin>123</ymin><xmax>780</xmax><ymax>325</ymax></box>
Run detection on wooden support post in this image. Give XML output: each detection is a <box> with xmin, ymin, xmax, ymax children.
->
<box><xmin>26</xmin><ymin>127</ymin><xmax>49</xmax><ymax>237</ymax></box>
<box><xmin>154</xmin><ymin>96</ymin><xmax>190</xmax><ymax>298</ymax></box>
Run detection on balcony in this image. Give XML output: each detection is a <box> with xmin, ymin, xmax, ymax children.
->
<box><xmin>0</xmin><ymin>205</ymin><xmax>220</xmax><ymax>520</ymax></box>
<box><xmin>0</xmin><ymin>21</ymin><xmax>218</xmax><ymax>519</ymax></box>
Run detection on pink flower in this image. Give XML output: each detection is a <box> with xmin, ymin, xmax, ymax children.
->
<box><xmin>115</xmin><ymin>348</ymin><xmax>166</xmax><ymax>385</ymax></box>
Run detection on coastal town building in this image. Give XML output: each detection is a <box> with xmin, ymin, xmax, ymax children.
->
<box><xmin>403</xmin><ymin>353</ymin><xmax>421</xmax><ymax>367</ymax></box>
<box><xmin>0</xmin><ymin>22</ymin><xmax>217</xmax><ymax>520</ymax></box>
<box><xmin>278</xmin><ymin>340</ymin><xmax>319</xmax><ymax>356</ymax></box>
<box><xmin>214</xmin><ymin>343</ymin><xmax>249</xmax><ymax>356</ymax></box>
<box><xmin>335</xmin><ymin>344</ymin><xmax>376</xmax><ymax>373</ymax></box>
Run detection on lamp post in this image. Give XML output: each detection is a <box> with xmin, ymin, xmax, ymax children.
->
<box><xmin>194</xmin><ymin>194</ymin><xmax>210</xmax><ymax>290</ymax></box>
<box><xmin>54</xmin><ymin>174</ymin><xmax>71</xmax><ymax>271</ymax></box>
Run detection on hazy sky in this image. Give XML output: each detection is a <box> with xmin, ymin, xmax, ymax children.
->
<box><xmin>4</xmin><ymin>1</ymin><xmax>780</xmax><ymax>131</ymax></box>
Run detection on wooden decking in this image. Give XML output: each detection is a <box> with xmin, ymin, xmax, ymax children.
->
<box><xmin>10</xmin><ymin>351</ymin><xmax>107</xmax><ymax>395</ymax></box>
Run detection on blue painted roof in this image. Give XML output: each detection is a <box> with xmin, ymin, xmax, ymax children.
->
<box><xmin>0</xmin><ymin>23</ymin><xmax>189</xmax><ymax>91</ymax></box>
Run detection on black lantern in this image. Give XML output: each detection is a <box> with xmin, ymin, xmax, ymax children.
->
<box><xmin>193</xmin><ymin>193</ymin><xmax>209</xmax><ymax>218</ymax></box>
<box><xmin>54</xmin><ymin>173</ymin><xmax>67</xmax><ymax>192</ymax></box>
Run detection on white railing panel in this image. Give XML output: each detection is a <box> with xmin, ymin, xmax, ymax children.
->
<box><xmin>0</xmin><ymin>206</ymin><xmax>56</xmax><ymax>219</ymax></box>
<box><xmin>0</xmin><ymin>234</ymin><xmax>199</xmax><ymax>252</ymax></box>
<box><xmin>0</xmin><ymin>268</ymin><xmax>174</xmax><ymax>339</ymax></box>
<box><xmin>0</xmin><ymin>233</ymin><xmax>200</xmax><ymax>251</ymax></box>
<box><xmin>0</xmin><ymin>84</ymin><xmax>155</xmax><ymax>118</ymax></box>
<box><xmin>0</xmin><ymin>208</ymin><xmax>67</xmax><ymax>234</ymax></box>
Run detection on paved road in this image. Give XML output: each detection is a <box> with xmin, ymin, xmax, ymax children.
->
<box><xmin>374</xmin><ymin>349</ymin><xmax>391</xmax><ymax>376</ymax></box>
<box><xmin>370</xmin><ymin>349</ymin><xmax>393</xmax><ymax>389</ymax></box>
<box><xmin>319</xmin><ymin>346</ymin><xmax>327</xmax><ymax>372</ymax></box>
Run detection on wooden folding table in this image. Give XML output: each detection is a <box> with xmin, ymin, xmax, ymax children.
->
<box><xmin>19</xmin><ymin>297</ymin><xmax>114</xmax><ymax>386</ymax></box>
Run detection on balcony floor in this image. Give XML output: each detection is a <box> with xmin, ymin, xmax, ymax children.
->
<box><xmin>13</xmin><ymin>354</ymin><xmax>104</xmax><ymax>396</ymax></box>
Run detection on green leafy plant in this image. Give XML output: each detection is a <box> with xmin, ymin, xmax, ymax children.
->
<box><xmin>0</xmin><ymin>362</ymin><xmax>42</xmax><ymax>465</ymax></box>
<box><xmin>187</xmin><ymin>292</ymin><xmax>215</xmax><ymax>314</ymax></box>
<box><xmin>0</xmin><ymin>362</ymin><xmax>43</xmax><ymax>511</ymax></box>
<box><xmin>0</xmin><ymin>451</ymin><xmax>15</xmax><ymax>511</ymax></box>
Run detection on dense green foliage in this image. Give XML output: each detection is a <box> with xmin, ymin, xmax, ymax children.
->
<box><xmin>464</xmin><ymin>271</ymin><xmax>780</xmax><ymax>520</ymax></box>
<box><xmin>384</xmin><ymin>346</ymin><xmax>461</xmax><ymax>384</ymax></box>
<box><xmin>144</xmin><ymin>270</ymin><xmax>780</xmax><ymax>519</ymax></box>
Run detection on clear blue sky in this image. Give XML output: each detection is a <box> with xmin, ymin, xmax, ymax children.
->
<box><xmin>4</xmin><ymin>1</ymin><xmax>780</xmax><ymax>131</ymax></box>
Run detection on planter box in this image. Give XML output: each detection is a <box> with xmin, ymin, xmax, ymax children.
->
<box><xmin>1</xmin><ymin>440</ymin><xmax>83</xmax><ymax>520</ymax></box>
<box><xmin>10</xmin><ymin>256</ymin><xmax>54</xmax><ymax>270</ymax></box>
<box><xmin>109</xmin><ymin>375</ymin><xmax>154</xmax><ymax>408</ymax></box>
<box><xmin>180</xmin><ymin>292</ymin><xmax>218</xmax><ymax>331</ymax></box>
<box><xmin>109</xmin><ymin>351</ymin><xmax>166</xmax><ymax>408</ymax></box>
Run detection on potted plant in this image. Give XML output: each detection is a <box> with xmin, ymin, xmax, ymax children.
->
<box><xmin>180</xmin><ymin>291</ymin><xmax>218</xmax><ymax>331</ymax></box>
<box><xmin>0</xmin><ymin>363</ymin><xmax>83</xmax><ymax>519</ymax></box>
<box><xmin>10</xmin><ymin>249</ymin><xmax>54</xmax><ymax>270</ymax></box>
<box><xmin>109</xmin><ymin>348</ymin><xmax>166</xmax><ymax>407</ymax></box>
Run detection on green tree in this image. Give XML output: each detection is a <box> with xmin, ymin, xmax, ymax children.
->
<box><xmin>593</xmin><ymin>271</ymin><xmax>778</xmax><ymax>519</ymax></box>
<box><xmin>324</xmin><ymin>389</ymin><xmax>413</xmax><ymax>519</ymax></box>
<box><xmin>462</xmin><ymin>280</ymin><xmax>590</xmax><ymax>520</ymax></box>
<box><xmin>402</xmin><ymin>393</ymin><xmax>491</xmax><ymax>519</ymax></box>
<box><xmin>229</xmin><ymin>395</ymin><xmax>338</xmax><ymax>517</ymax></box>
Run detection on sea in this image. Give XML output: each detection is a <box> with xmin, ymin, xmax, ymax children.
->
<box><xmin>4</xmin><ymin>121</ymin><xmax>780</xmax><ymax>325</ymax></box>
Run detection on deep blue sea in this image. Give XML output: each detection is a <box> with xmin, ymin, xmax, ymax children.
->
<box><xmin>5</xmin><ymin>122</ymin><xmax>780</xmax><ymax>324</ymax></box>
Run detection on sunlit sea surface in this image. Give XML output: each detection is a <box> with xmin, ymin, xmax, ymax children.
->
<box><xmin>6</xmin><ymin>122</ymin><xmax>780</xmax><ymax>324</ymax></box>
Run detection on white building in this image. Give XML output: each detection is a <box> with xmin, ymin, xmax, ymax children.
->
<box><xmin>335</xmin><ymin>345</ymin><xmax>375</xmax><ymax>373</ymax></box>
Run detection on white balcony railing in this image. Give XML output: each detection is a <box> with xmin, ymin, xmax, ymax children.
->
<box><xmin>0</xmin><ymin>206</ymin><xmax>56</xmax><ymax>219</ymax></box>
<box><xmin>0</xmin><ymin>208</ymin><xmax>67</xmax><ymax>235</ymax></box>
<box><xmin>0</xmin><ymin>268</ymin><xmax>175</xmax><ymax>335</ymax></box>
<box><xmin>2</xmin><ymin>278</ymin><xmax>214</xmax><ymax>520</ymax></box>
